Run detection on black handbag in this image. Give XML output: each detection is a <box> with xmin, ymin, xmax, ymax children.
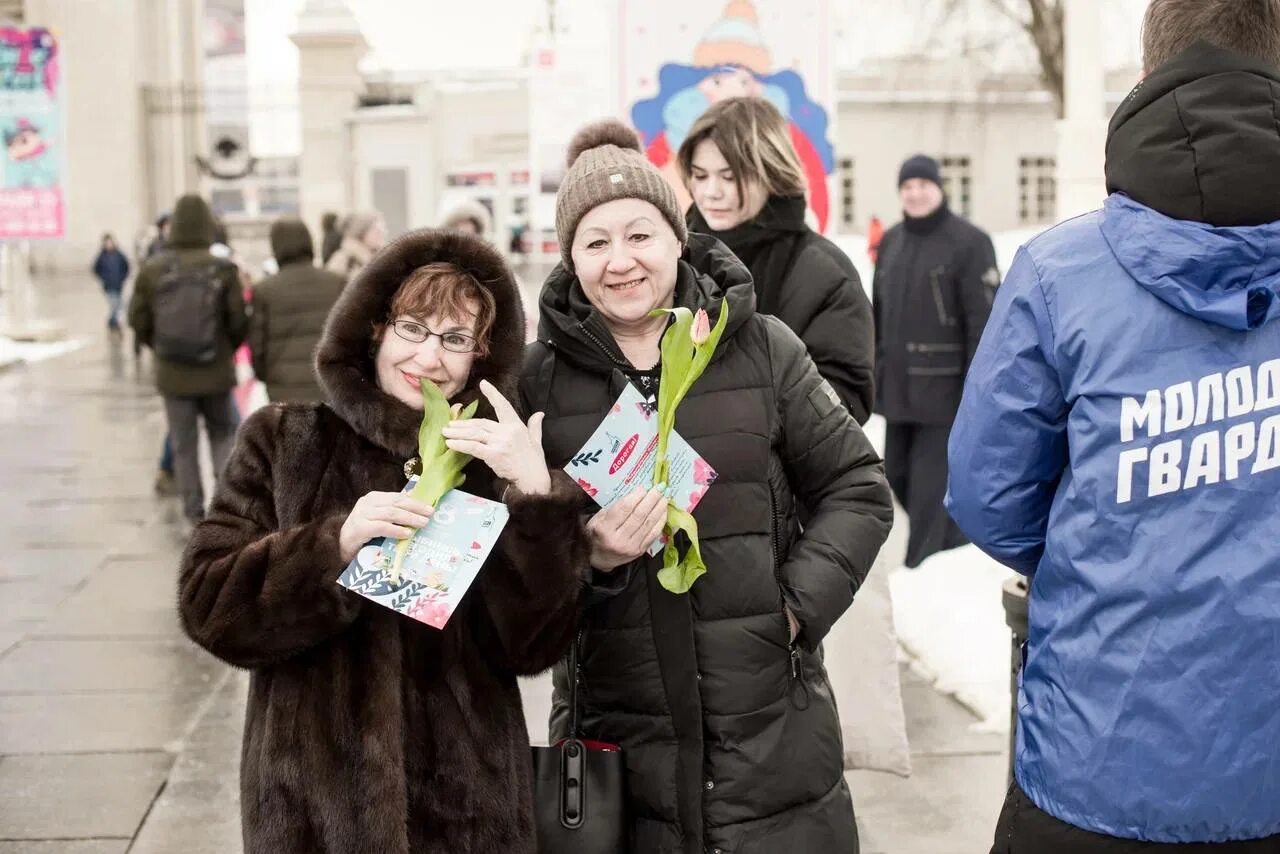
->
<box><xmin>531</xmin><ymin>629</ymin><xmax>629</xmax><ymax>853</ymax></box>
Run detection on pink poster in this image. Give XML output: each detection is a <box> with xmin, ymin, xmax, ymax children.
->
<box><xmin>0</xmin><ymin>27</ymin><xmax>65</xmax><ymax>240</ymax></box>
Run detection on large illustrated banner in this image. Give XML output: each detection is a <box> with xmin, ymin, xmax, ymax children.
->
<box><xmin>622</xmin><ymin>0</ymin><xmax>835</xmax><ymax>232</ymax></box>
<box><xmin>0</xmin><ymin>27</ymin><xmax>64</xmax><ymax>239</ymax></box>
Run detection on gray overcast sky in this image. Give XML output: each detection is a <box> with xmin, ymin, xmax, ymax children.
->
<box><xmin>247</xmin><ymin>0</ymin><xmax>1148</xmax><ymax>84</ymax></box>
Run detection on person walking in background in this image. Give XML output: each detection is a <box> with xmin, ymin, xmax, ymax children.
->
<box><xmin>680</xmin><ymin>96</ymin><xmax>876</xmax><ymax>423</ymax></box>
<box><xmin>525</xmin><ymin>118</ymin><xmax>892</xmax><ymax>854</ymax></box>
<box><xmin>441</xmin><ymin>199</ymin><xmax>492</xmax><ymax>240</ymax></box>
<box><xmin>128</xmin><ymin>194</ymin><xmax>248</xmax><ymax>524</ymax></box>
<box><xmin>320</xmin><ymin>210</ymin><xmax>342</xmax><ymax>266</ymax></box>
<box><xmin>867</xmin><ymin>214</ymin><xmax>884</xmax><ymax>264</ymax></box>
<box><xmin>91</xmin><ymin>233</ymin><xmax>130</xmax><ymax>333</ymax></box>
<box><xmin>145</xmin><ymin>212</ymin><xmax>170</xmax><ymax>260</ymax></box>
<box><xmin>248</xmin><ymin>216</ymin><xmax>346</xmax><ymax>404</ymax></box>
<box><xmin>949</xmin><ymin>1</ymin><xmax>1280</xmax><ymax>850</ymax></box>
<box><xmin>872</xmin><ymin>153</ymin><xmax>998</xmax><ymax>568</ymax></box>
<box><xmin>325</xmin><ymin>210</ymin><xmax>386</xmax><ymax>280</ymax></box>
<box><xmin>180</xmin><ymin>229</ymin><xmax>591</xmax><ymax>853</ymax></box>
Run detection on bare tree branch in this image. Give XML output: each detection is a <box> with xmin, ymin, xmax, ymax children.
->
<box><xmin>938</xmin><ymin>0</ymin><xmax>1066</xmax><ymax>116</ymax></box>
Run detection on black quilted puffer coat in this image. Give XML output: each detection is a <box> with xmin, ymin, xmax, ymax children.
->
<box><xmin>521</xmin><ymin>234</ymin><xmax>894</xmax><ymax>854</ymax></box>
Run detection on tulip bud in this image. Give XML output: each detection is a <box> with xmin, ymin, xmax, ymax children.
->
<box><xmin>691</xmin><ymin>309</ymin><xmax>711</xmax><ymax>346</ymax></box>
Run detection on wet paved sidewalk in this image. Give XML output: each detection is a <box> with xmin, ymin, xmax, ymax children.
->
<box><xmin>0</xmin><ymin>273</ymin><xmax>1003</xmax><ymax>853</ymax></box>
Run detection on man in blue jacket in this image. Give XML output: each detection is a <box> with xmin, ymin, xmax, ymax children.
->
<box><xmin>946</xmin><ymin>1</ymin><xmax>1280</xmax><ymax>850</ymax></box>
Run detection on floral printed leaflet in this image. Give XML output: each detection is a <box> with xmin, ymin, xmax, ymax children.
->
<box><xmin>336</xmin><ymin>482</ymin><xmax>509</xmax><ymax>629</ymax></box>
<box><xmin>568</xmin><ymin>382</ymin><xmax>717</xmax><ymax>555</ymax></box>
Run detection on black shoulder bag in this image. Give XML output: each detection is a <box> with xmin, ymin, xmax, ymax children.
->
<box><xmin>531</xmin><ymin>629</ymin><xmax>629</xmax><ymax>853</ymax></box>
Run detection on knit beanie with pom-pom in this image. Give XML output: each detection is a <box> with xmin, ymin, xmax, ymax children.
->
<box><xmin>555</xmin><ymin>118</ymin><xmax>688</xmax><ymax>270</ymax></box>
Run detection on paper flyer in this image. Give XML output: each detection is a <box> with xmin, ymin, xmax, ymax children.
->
<box><xmin>567</xmin><ymin>383</ymin><xmax>717</xmax><ymax>553</ymax></box>
<box><xmin>336</xmin><ymin>484</ymin><xmax>509</xmax><ymax>629</ymax></box>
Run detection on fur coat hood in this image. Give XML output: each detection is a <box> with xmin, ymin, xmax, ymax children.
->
<box><xmin>316</xmin><ymin>228</ymin><xmax>527</xmax><ymax>458</ymax></box>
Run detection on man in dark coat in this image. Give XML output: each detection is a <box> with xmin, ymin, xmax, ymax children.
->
<box><xmin>320</xmin><ymin>210</ymin><xmax>343</xmax><ymax>265</ymax></box>
<box><xmin>249</xmin><ymin>216</ymin><xmax>346</xmax><ymax>403</ymax></box>
<box><xmin>129</xmin><ymin>193</ymin><xmax>248</xmax><ymax>522</ymax></box>
<box><xmin>872</xmin><ymin>154</ymin><xmax>999</xmax><ymax>567</ymax></box>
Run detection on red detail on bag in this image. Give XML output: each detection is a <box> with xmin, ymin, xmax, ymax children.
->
<box><xmin>555</xmin><ymin>738</ymin><xmax>621</xmax><ymax>752</ymax></box>
<box><xmin>609</xmin><ymin>434</ymin><xmax>639</xmax><ymax>475</ymax></box>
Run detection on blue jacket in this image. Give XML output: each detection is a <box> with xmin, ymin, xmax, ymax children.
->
<box><xmin>948</xmin><ymin>191</ymin><xmax>1280</xmax><ymax>842</ymax></box>
<box><xmin>948</xmin><ymin>41</ymin><xmax>1280</xmax><ymax>842</ymax></box>
<box><xmin>92</xmin><ymin>248</ymin><xmax>130</xmax><ymax>292</ymax></box>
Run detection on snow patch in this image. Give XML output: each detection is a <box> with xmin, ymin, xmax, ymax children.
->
<box><xmin>0</xmin><ymin>335</ymin><xmax>85</xmax><ymax>368</ymax></box>
<box><xmin>888</xmin><ymin>546</ymin><xmax>1017</xmax><ymax>733</ymax></box>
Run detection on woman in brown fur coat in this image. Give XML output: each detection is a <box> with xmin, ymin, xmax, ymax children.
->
<box><xmin>178</xmin><ymin>228</ymin><xmax>590</xmax><ymax>853</ymax></box>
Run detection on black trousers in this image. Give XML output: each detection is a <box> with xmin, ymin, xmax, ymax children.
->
<box><xmin>883</xmin><ymin>421</ymin><xmax>968</xmax><ymax>568</ymax></box>
<box><xmin>991</xmin><ymin>782</ymin><xmax>1280</xmax><ymax>853</ymax></box>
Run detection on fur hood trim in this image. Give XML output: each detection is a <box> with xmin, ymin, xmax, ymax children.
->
<box><xmin>315</xmin><ymin>228</ymin><xmax>526</xmax><ymax>458</ymax></box>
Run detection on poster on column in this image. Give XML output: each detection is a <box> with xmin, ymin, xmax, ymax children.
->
<box><xmin>0</xmin><ymin>27</ymin><xmax>64</xmax><ymax>239</ymax></box>
<box><xmin>621</xmin><ymin>0</ymin><xmax>836</xmax><ymax>233</ymax></box>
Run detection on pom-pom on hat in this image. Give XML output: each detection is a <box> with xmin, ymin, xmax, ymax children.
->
<box><xmin>555</xmin><ymin>118</ymin><xmax>688</xmax><ymax>270</ymax></box>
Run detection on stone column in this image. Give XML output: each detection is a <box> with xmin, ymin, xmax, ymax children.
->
<box><xmin>1055</xmin><ymin>0</ymin><xmax>1108</xmax><ymax>220</ymax></box>
<box><xmin>291</xmin><ymin>0</ymin><xmax>366</xmax><ymax>243</ymax></box>
<box><xmin>22</xmin><ymin>0</ymin><xmax>204</xmax><ymax>270</ymax></box>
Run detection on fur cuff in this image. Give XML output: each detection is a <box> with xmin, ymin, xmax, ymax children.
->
<box><xmin>501</xmin><ymin>470</ymin><xmax>587</xmax><ymax>537</ymax></box>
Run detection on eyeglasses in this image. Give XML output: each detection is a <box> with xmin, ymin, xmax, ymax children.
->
<box><xmin>389</xmin><ymin>319</ymin><xmax>479</xmax><ymax>354</ymax></box>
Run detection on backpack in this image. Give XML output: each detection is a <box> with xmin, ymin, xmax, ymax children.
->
<box><xmin>152</xmin><ymin>258</ymin><xmax>225</xmax><ymax>365</ymax></box>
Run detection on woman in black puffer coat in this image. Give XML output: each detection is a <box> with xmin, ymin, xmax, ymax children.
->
<box><xmin>680</xmin><ymin>96</ymin><xmax>876</xmax><ymax>424</ymax></box>
<box><xmin>522</xmin><ymin>118</ymin><xmax>893</xmax><ymax>854</ymax></box>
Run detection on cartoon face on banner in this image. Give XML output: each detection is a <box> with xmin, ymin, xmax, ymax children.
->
<box><xmin>626</xmin><ymin>0</ymin><xmax>835</xmax><ymax>232</ymax></box>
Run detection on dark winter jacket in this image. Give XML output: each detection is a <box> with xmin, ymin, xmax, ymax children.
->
<box><xmin>128</xmin><ymin>194</ymin><xmax>248</xmax><ymax>397</ymax></box>
<box><xmin>872</xmin><ymin>204</ymin><xmax>999</xmax><ymax>425</ymax></box>
<box><xmin>92</xmin><ymin>248</ymin><xmax>130</xmax><ymax>293</ymax></box>
<box><xmin>688</xmin><ymin>196</ymin><xmax>876</xmax><ymax>423</ymax></box>
<box><xmin>179</xmin><ymin>229</ymin><xmax>591</xmax><ymax>854</ymax></box>
<box><xmin>948</xmin><ymin>43</ymin><xmax>1280</xmax><ymax>844</ymax></box>
<box><xmin>522</xmin><ymin>233</ymin><xmax>894</xmax><ymax>854</ymax></box>
<box><xmin>248</xmin><ymin>219</ymin><xmax>346</xmax><ymax>403</ymax></box>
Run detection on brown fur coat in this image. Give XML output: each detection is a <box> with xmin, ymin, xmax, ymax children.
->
<box><xmin>179</xmin><ymin>229</ymin><xmax>590</xmax><ymax>853</ymax></box>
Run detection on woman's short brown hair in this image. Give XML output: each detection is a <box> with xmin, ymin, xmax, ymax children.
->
<box><xmin>380</xmin><ymin>262</ymin><xmax>497</xmax><ymax>356</ymax></box>
<box><xmin>676</xmin><ymin>96</ymin><xmax>807</xmax><ymax>206</ymax></box>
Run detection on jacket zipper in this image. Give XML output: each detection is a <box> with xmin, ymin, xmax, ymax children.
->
<box><xmin>929</xmin><ymin>266</ymin><xmax>955</xmax><ymax>327</ymax></box>
<box><xmin>768</xmin><ymin>487</ymin><xmax>782</xmax><ymax>585</ymax></box>
<box><xmin>579</xmin><ymin>322</ymin><xmax>631</xmax><ymax>372</ymax></box>
<box><xmin>771</xmin><ymin>487</ymin><xmax>809</xmax><ymax>709</ymax></box>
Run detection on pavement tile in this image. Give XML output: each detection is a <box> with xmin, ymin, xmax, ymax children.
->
<box><xmin>128</xmin><ymin>672</ymin><xmax>245</xmax><ymax>854</ymax></box>
<box><xmin>0</xmin><ymin>633</ymin><xmax>20</xmax><ymax>657</ymax></box>
<box><xmin>36</xmin><ymin>558</ymin><xmax>181</xmax><ymax>638</ymax></box>
<box><xmin>0</xmin><ymin>549</ymin><xmax>104</xmax><ymax>583</ymax></box>
<box><xmin>0</xmin><ymin>691</ymin><xmax>207</xmax><ymax>754</ymax></box>
<box><xmin>0</xmin><ymin>579</ymin><xmax>76</xmax><ymax>629</ymax></box>
<box><xmin>0</xmin><ymin>751</ymin><xmax>172</xmax><ymax>839</ymax></box>
<box><xmin>0</xmin><ymin>639</ymin><xmax>223</xmax><ymax>696</ymax></box>
<box><xmin>0</xmin><ymin>843</ymin><xmax>129</xmax><ymax>854</ymax></box>
<box><xmin>847</xmin><ymin>754</ymin><xmax>1006</xmax><ymax>854</ymax></box>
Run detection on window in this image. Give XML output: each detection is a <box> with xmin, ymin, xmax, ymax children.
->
<box><xmin>371</xmin><ymin>168</ymin><xmax>409</xmax><ymax>239</ymax></box>
<box><xmin>838</xmin><ymin>156</ymin><xmax>855</xmax><ymax>231</ymax></box>
<box><xmin>259</xmin><ymin>185</ymin><xmax>300</xmax><ymax>215</ymax></box>
<box><xmin>209</xmin><ymin>188</ymin><xmax>245</xmax><ymax>215</ymax></box>
<box><xmin>938</xmin><ymin>156</ymin><xmax>972</xmax><ymax>219</ymax></box>
<box><xmin>1019</xmin><ymin>156</ymin><xmax>1057</xmax><ymax>224</ymax></box>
